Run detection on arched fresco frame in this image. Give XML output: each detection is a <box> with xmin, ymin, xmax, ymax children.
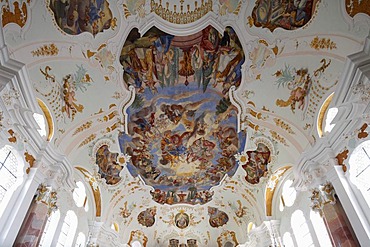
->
<box><xmin>117</xmin><ymin>23</ymin><xmax>248</xmax><ymax>205</ymax></box>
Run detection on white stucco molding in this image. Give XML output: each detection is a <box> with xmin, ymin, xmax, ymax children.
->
<box><xmin>294</xmin><ymin>35</ymin><xmax>370</xmax><ymax>190</ymax></box>
<box><xmin>0</xmin><ymin>27</ymin><xmax>75</xmax><ymax>190</ymax></box>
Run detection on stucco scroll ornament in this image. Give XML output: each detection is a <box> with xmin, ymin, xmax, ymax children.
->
<box><xmin>310</xmin><ymin>181</ymin><xmax>336</xmax><ymax>216</ymax></box>
<box><xmin>301</xmin><ymin>160</ymin><xmax>332</xmax><ymax>189</ymax></box>
<box><xmin>35</xmin><ymin>183</ymin><xmax>58</xmax><ymax>216</ymax></box>
<box><xmin>352</xmin><ymin>79</ymin><xmax>370</xmax><ymax>103</ymax></box>
<box><xmin>321</xmin><ymin>181</ymin><xmax>336</xmax><ymax>204</ymax></box>
<box><xmin>310</xmin><ymin>188</ymin><xmax>323</xmax><ymax>216</ymax></box>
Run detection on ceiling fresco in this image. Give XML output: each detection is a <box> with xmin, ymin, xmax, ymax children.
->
<box><xmin>118</xmin><ymin>26</ymin><xmax>246</xmax><ymax>205</ymax></box>
<box><xmin>1</xmin><ymin>0</ymin><xmax>369</xmax><ymax>246</ymax></box>
<box><xmin>249</xmin><ymin>0</ymin><xmax>320</xmax><ymax>31</ymax></box>
<box><xmin>48</xmin><ymin>0</ymin><xmax>115</xmax><ymax>36</ymax></box>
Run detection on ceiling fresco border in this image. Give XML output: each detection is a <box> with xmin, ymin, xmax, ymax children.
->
<box><xmin>1</xmin><ymin>0</ymin><xmax>35</xmax><ymax>36</ymax></box>
<box><xmin>45</xmin><ymin>0</ymin><xmax>118</xmax><ymax>37</ymax></box>
<box><xmin>114</xmin><ymin>18</ymin><xmax>258</xmax><ymax>206</ymax></box>
<box><xmin>339</xmin><ymin>0</ymin><xmax>370</xmax><ymax>33</ymax></box>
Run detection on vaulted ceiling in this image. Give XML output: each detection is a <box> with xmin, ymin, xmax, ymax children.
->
<box><xmin>2</xmin><ymin>0</ymin><xmax>369</xmax><ymax>246</ymax></box>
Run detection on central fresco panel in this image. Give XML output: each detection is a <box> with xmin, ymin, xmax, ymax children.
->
<box><xmin>118</xmin><ymin>26</ymin><xmax>246</xmax><ymax>205</ymax></box>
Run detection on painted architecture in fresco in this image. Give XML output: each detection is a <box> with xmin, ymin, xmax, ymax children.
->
<box><xmin>48</xmin><ymin>0</ymin><xmax>113</xmax><ymax>36</ymax></box>
<box><xmin>250</xmin><ymin>0</ymin><xmax>319</xmax><ymax>31</ymax></box>
<box><xmin>118</xmin><ymin>26</ymin><xmax>247</xmax><ymax>205</ymax></box>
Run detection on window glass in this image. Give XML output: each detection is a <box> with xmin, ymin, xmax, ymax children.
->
<box><xmin>281</xmin><ymin>179</ymin><xmax>296</xmax><ymax>207</ymax></box>
<box><xmin>0</xmin><ymin>146</ymin><xmax>18</xmax><ymax>203</ymax></box>
<box><xmin>0</xmin><ymin>145</ymin><xmax>24</xmax><ymax>217</ymax></box>
<box><xmin>291</xmin><ymin>210</ymin><xmax>314</xmax><ymax>247</ymax></box>
<box><xmin>39</xmin><ymin>210</ymin><xmax>60</xmax><ymax>247</ymax></box>
<box><xmin>324</xmin><ymin>107</ymin><xmax>338</xmax><ymax>133</ymax></box>
<box><xmin>310</xmin><ymin>210</ymin><xmax>331</xmax><ymax>246</ymax></box>
<box><xmin>73</xmin><ymin>181</ymin><xmax>86</xmax><ymax>208</ymax></box>
<box><xmin>132</xmin><ymin>240</ymin><xmax>142</xmax><ymax>247</ymax></box>
<box><xmin>349</xmin><ymin>140</ymin><xmax>370</xmax><ymax>207</ymax></box>
<box><xmin>75</xmin><ymin>232</ymin><xmax>86</xmax><ymax>247</ymax></box>
<box><xmin>57</xmin><ymin>210</ymin><xmax>78</xmax><ymax>247</ymax></box>
<box><xmin>33</xmin><ymin>112</ymin><xmax>47</xmax><ymax>137</ymax></box>
<box><xmin>282</xmin><ymin>232</ymin><xmax>294</xmax><ymax>247</ymax></box>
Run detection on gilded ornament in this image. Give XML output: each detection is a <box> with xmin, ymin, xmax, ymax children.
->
<box><xmin>119</xmin><ymin>201</ymin><xmax>131</xmax><ymax>218</ymax></box>
<box><xmin>36</xmin><ymin>184</ymin><xmax>58</xmax><ymax>216</ymax></box>
<box><xmin>78</xmin><ymin>134</ymin><xmax>97</xmax><ymax>148</ymax></box>
<box><xmin>310</xmin><ymin>182</ymin><xmax>336</xmax><ymax>216</ymax></box>
<box><xmin>336</xmin><ymin>149</ymin><xmax>349</xmax><ymax>172</ymax></box>
<box><xmin>273</xmin><ymin>118</ymin><xmax>295</xmax><ymax>134</ymax></box>
<box><xmin>8</xmin><ymin>129</ymin><xmax>17</xmax><ymax>143</ymax></box>
<box><xmin>2</xmin><ymin>87</ymin><xmax>20</xmax><ymax>106</ymax></box>
<box><xmin>24</xmin><ymin>151</ymin><xmax>36</xmax><ymax>174</ymax></box>
<box><xmin>358</xmin><ymin>123</ymin><xmax>369</xmax><ymax>139</ymax></box>
<box><xmin>150</xmin><ymin>0</ymin><xmax>213</xmax><ymax>24</ymax></box>
<box><xmin>269</xmin><ymin>130</ymin><xmax>288</xmax><ymax>147</ymax></box>
<box><xmin>310</xmin><ymin>37</ymin><xmax>337</xmax><ymax>51</ymax></box>
<box><xmin>73</xmin><ymin>121</ymin><xmax>93</xmax><ymax>136</ymax></box>
<box><xmin>31</xmin><ymin>44</ymin><xmax>59</xmax><ymax>57</ymax></box>
<box><xmin>2</xmin><ymin>1</ymin><xmax>28</xmax><ymax>28</ymax></box>
<box><xmin>346</xmin><ymin>0</ymin><xmax>370</xmax><ymax>17</ymax></box>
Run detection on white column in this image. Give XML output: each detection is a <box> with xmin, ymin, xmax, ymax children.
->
<box><xmin>327</xmin><ymin>165</ymin><xmax>370</xmax><ymax>245</ymax></box>
<box><xmin>0</xmin><ymin>167</ymin><xmax>45</xmax><ymax>246</ymax></box>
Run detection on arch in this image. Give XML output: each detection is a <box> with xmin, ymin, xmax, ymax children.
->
<box><xmin>131</xmin><ymin>240</ymin><xmax>142</xmax><ymax>247</ymax></box>
<box><xmin>37</xmin><ymin>98</ymin><xmax>54</xmax><ymax>141</ymax></box>
<box><xmin>111</xmin><ymin>222</ymin><xmax>119</xmax><ymax>232</ymax></box>
<box><xmin>317</xmin><ymin>92</ymin><xmax>337</xmax><ymax>137</ymax></box>
<box><xmin>265</xmin><ymin>166</ymin><xmax>291</xmax><ymax>216</ymax></box>
<box><xmin>75</xmin><ymin>167</ymin><xmax>101</xmax><ymax>217</ymax></box>
<box><xmin>247</xmin><ymin>222</ymin><xmax>255</xmax><ymax>233</ymax></box>
<box><xmin>73</xmin><ymin>181</ymin><xmax>87</xmax><ymax>208</ymax></box>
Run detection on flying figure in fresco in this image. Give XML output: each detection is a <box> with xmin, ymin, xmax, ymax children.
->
<box><xmin>118</xmin><ymin>26</ymin><xmax>247</xmax><ymax>205</ymax></box>
<box><xmin>49</xmin><ymin>0</ymin><xmax>113</xmax><ymax>36</ymax></box>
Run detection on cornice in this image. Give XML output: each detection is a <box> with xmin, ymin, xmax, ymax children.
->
<box><xmin>294</xmin><ymin>35</ymin><xmax>370</xmax><ymax>190</ymax></box>
<box><xmin>0</xmin><ymin>27</ymin><xmax>75</xmax><ymax>191</ymax></box>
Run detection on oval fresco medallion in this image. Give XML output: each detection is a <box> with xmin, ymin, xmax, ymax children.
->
<box><xmin>118</xmin><ymin>26</ymin><xmax>246</xmax><ymax>205</ymax></box>
<box><xmin>48</xmin><ymin>0</ymin><xmax>114</xmax><ymax>36</ymax></box>
<box><xmin>175</xmin><ymin>212</ymin><xmax>190</xmax><ymax>229</ymax></box>
<box><xmin>249</xmin><ymin>0</ymin><xmax>320</xmax><ymax>31</ymax></box>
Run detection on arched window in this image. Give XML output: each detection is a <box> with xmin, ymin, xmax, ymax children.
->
<box><xmin>75</xmin><ymin>232</ymin><xmax>86</xmax><ymax>247</ymax></box>
<box><xmin>291</xmin><ymin>210</ymin><xmax>314</xmax><ymax>247</ymax></box>
<box><xmin>0</xmin><ymin>145</ymin><xmax>23</xmax><ymax>217</ymax></box>
<box><xmin>73</xmin><ymin>181</ymin><xmax>87</xmax><ymax>208</ymax></box>
<box><xmin>131</xmin><ymin>240</ymin><xmax>142</xmax><ymax>247</ymax></box>
<box><xmin>39</xmin><ymin>210</ymin><xmax>60</xmax><ymax>247</ymax></box>
<box><xmin>57</xmin><ymin>210</ymin><xmax>78</xmax><ymax>247</ymax></box>
<box><xmin>310</xmin><ymin>210</ymin><xmax>331</xmax><ymax>246</ymax></box>
<box><xmin>279</xmin><ymin>179</ymin><xmax>296</xmax><ymax>211</ymax></box>
<box><xmin>349</xmin><ymin>140</ymin><xmax>370</xmax><ymax>207</ymax></box>
<box><xmin>247</xmin><ymin>222</ymin><xmax>255</xmax><ymax>233</ymax></box>
<box><xmin>111</xmin><ymin>222</ymin><xmax>119</xmax><ymax>232</ymax></box>
<box><xmin>224</xmin><ymin>241</ymin><xmax>234</xmax><ymax>247</ymax></box>
<box><xmin>33</xmin><ymin>112</ymin><xmax>47</xmax><ymax>138</ymax></box>
<box><xmin>282</xmin><ymin>232</ymin><xmax>294</xmax><ymax>247</ymax></box>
